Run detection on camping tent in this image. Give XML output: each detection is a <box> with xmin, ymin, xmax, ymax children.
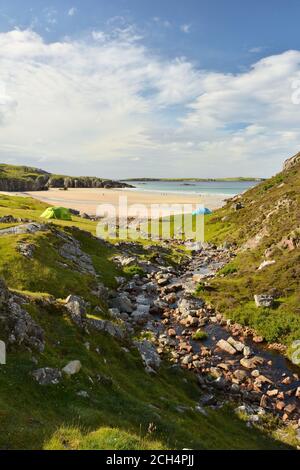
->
<box><xmin>40</xmin><ymin>206</ymin><xmax>72</xmax><ymax>221</ymax></box>
<box><xmin>192</xmin><ymin>207</ymin><xmax>212</xmax><ymax>215</ymax></box>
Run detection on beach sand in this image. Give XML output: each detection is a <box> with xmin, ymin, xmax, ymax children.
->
<box><xmin>16</xmin><ymin>188</ymin><xmax>227</xmax><ymax>217</ymax></box>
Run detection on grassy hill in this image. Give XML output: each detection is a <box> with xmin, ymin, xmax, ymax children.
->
<box><xmin>0</xmin><ymin>163</ymin><xmax>132</xmax><ymax>191</ymax></box>
<box><xmin>0</xmin><ymin>193</ymin><xmax>291</xmax><ymax>450</ymax></box>
<box><xmin>201</xmin><ymin>151</ymin><xmax>300</xmax><ymax>352</ymax></box>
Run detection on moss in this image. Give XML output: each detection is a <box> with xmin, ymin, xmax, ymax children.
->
<box><xmin>192</xmin><ymin>330</ymin><xmax>208</xmax><ymax>341</ymax></box>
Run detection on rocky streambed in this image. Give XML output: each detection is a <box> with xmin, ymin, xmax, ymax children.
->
<box><xmin>110</xmin><ymin>243</ymin><xmax>300</xmax><ymax>430</ymax></box>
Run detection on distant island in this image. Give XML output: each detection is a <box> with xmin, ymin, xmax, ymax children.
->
<box><xmin>121</xmin><ymin>177</ymin><xmax>265</xmax><ymax>182</ymax></box>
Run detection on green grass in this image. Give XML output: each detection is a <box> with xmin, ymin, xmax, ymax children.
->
<box><xmin>0</xmin><ymin>191</ymin><xmax>292</xmax><ymax>449</ymax></box>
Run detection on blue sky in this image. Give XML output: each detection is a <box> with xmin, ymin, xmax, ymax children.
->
<box><xmin>0</xmin><ymin>1</ymin><xmax>300</xmax><ymax>177</ymax></box>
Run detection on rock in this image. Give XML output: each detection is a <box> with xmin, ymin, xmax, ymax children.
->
<box><xmin>284</xmin><ymin>403</ymin><xmax>297</xmax><ymax>415</ymax></box>
<box><xmin>254</xmin><ymin>294</ymin><xmax>274</xmax><ymax>308</ymax></box>
<box><xmin>65</xmin><ymin>295</ymin><xmax>87</xmax><ymax>326</ymax></box>
<box><xmin>233</xmin><ymin>369</ymin><xmax>248</xmax><ymax>382</ymax></box>
<box><xmin>181</xmin><ymin>354</ymin><xmax>193</xmax><ymax>365</ymax></box>
<box><xmin>135</xmin><ymin>340</ymin><xmax>161</xmax><ymax>371</ymax></box>
<box><xmin>32</xmin><ymin>367</ymin><xmax>62</xmax><ymax>385</ymax></box>
<box><xmin>227</xmin><ymin>336</ymin><xmax>245</xmax><ymax>352</ymax></box>
<box><xmin>257</xmin><ymin>260</ymin><xmax>275</xmax><ymax>271</ymax></box>
<box><xmin>62</xmin><ymin>360</ymin><xmax>82</xmax><ymax>376</ymax></box>
<box><xmin>77</xmin><ymin>390</ymin><xmax>89</xmax><ymax>398</ymax></box>
<box><xmin>0</xmin><ymin>222</ymin><xmax>47</xmax><ymax>237</ymax></box>
<box><xmin>0</xmin><ymin>281</ymin><xmax>44</xmax><ymax>352</ymax></box>
<box><xmin>216</xmin><ymin>339</ymin><xmax>236</xmax><ymax>355</ymax></box>
<box><xmin>178</xmin><ymin>297</ymin><xmax>204</xmax><ymax>317</ymax></box>
<box><xmin>243</xmin><ymin>346</ymin><xmax>252</xmax><ymax>357</ymax></box>
<box><xmin>240</xmin><ymin>356</ymin><xmax>264</xmax><ymax>369</ymax></box>
<box><xmin>17</xmin><ymin>242</ymin><xmax>35</xmax><ymax>258</ymax></box>
<box><xmin>167</xmin><ymin>328</ymin><xmax>176</xmax><ymax>337</ymax></box>
<box><xmin>114</xmin><ymin>255</ymin><xmax>136</xmax><ymax>267</ymax></box>
<box><xmin>87</xmin><ymin>318</ymin><xmax>125</xmax><ymax>339</ymax></box>
<box><xmin>260</xmin><ymin>395</ymin><xmax>268</xmax><ymax>408</ymax></box>
<box><xmin>295</xmin><ymin>387</ymin><xmax>300</xmax><ymax>398</ymax></box>
<box><xmin>267</xmin><ymin>389</ymin><xmax>279</xmax><ymax>397</ymax></box>
<box><xmin>108</xmin><ymin>308</ymin><xmax>129</xmax><ymax>321</ymax></box>
<box><xmin>131</xmin><ymin>305</ymin><xmax>150</xmax><ymax>324</ymax></box>
<box><xmin>110</xmin><ymin>293</ymin><xmax>133</xmax><ymax>313</ymax></box>
<box><xmin>59</xmin><ymin>238</ymin><xmax>95</xmax><ymax>275</ymax></box>
<box><xmin>0</xmin><ymin>215</ymin><xmax>19</xmax><ymax>223</ymax></box>
<box><xmin>253</xmin><ymin>335</ymin><xmax>264</xmax><ymax>343</ymax></box>
<box><xmin>136</xmin><ymin>294</ymin><xmax>152</xmax><ymax>306</ymax></box>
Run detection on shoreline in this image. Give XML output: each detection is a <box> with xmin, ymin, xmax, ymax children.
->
<box><xmin>5</xmin><ymin>188</ymin><xmax>228</xmax><ymax>217</ymax></box>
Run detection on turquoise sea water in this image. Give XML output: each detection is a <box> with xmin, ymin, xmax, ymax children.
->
<box><xmin>126</xmin><ymin>180</ymin><xmax>260</xmax><ymax>196</ymax></box>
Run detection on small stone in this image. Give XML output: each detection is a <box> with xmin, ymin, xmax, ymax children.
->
<box><xmin>253</xmin><ymin>335</ymin><xmax>264</xmax><ymax>343</ymax></box>
<box><xmin>275</xmin><ymin>401</ymin><xmax>285</xmax><ymax>411</ymax></box>
<box><xmin>284</xmin><ymin>403</ymin><xmax>297</xmax><ymax>414</ymax></box>
<box><xmin>167</xmin><ymin>328</ymin><xmax>176</xmax><ymax>337</ymax></box>
<box><xmin>62</xmin><ymin>360</ymin><xmax>82</xmax><ymax>377</ymax></box>
<box><xmin>267</xmin><ymin>389</ymin><xmax>279</xmax><ymax>397</ymax></box>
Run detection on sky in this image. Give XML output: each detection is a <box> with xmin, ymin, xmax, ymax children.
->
<box><xmin>0</xmin><ymin>1</ymin><xmax>300</xmax><ymax>178</ymax></box>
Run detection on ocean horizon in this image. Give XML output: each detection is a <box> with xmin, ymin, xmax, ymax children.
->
<box><xmin>125</xmin><ymin>179</ymin><xmax>259</xmax><ymax>196</ymax></box>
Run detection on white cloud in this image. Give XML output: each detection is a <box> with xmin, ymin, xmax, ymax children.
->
<box><xmin>0</xmin><ymin>29</ymin><xmax>299</xmax><ymax>177</ymax></box>
<box><xmin>180</xmin><ymin>24</ymin><xmax>191</xmax><ymax>34</ymax></box>
<box><xmin>68</xmin><ymin>7</ymin><xmax>77</xmax><ymax>17</ymax></box>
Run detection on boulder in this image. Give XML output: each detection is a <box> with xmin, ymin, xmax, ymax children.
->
<box><xmin>216</xmin><ymin>339</ymin><xmax>236</xmax><ymax>355</ymax></box>
<box><xmin>135</xmin><ymin>340</ymin><xmax>161</xmax><ymax>372</ymax></box>
<box><xmin>32</xmin><ymin>367</ymin><xmax>62</xmax><ymax>385</ymax></box>
<box><xmin>59</xmin><ymin>240</ymin><xmax>96</xmax><ymax>275</ymax></box>
<box><xmin>65</xmin><ymin>295</ymin><xmax>87</xmax><ymax>326</ymax></box>
<box><xmin>0</xmin><ymin>282</ymin><xmax>44</xmax><ymax>352</ymax></box>
<box><xmin>62</xmin><ymin>360</ymin><xmax>82</xmax><ymax>376</ymax></box>
<box><xmin>240</xmin><ymin>356</ymin><xmax>264</xmax><ymax>369</ymax></box>
<box><xmin>110</xmin><ymin>293</ymin><xmax>133</xmax><ymax>313</ymax></box>
<box><xmin>87</xmin><ymin>318</ymin><xmax>125</xmax><ymax>339</ymax></box>
<box><xmin>227</xmin><ymin>336</ymin><xmax>245</xmax><ymax>352</ymax></box>
<box><xmin>254</xmin><ymin>294</ymin><xmax>274</xmax><ymax>308</ymax></box>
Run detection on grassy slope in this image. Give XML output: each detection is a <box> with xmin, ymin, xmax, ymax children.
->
<box><xmin>0</xmin><ymin>193</ymin><xmax>289</xmax><ymax>450</ymax></box>
<box><xmin>202</xmin><ymin>158</ymin><xmax>300</xmax><ymax>350</ymax></box>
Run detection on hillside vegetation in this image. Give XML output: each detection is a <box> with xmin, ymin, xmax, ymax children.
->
<box><xmin>0</xmin><ymin>193</ymin><xmax>290</xmax><ymax>450</ymax></box>
<box><xmin>0</xmin><ymin>163</ymin><xmax>132</xmax><ymax>191</ymax></box>
<box><xmin>202</xmin><ymin>151</ymin><xmax>300</xmax><ymax>350</ymax></box>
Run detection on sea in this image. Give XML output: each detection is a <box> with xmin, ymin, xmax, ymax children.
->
<box><xmin>125</xmin><ymin>180</ymin><xmax>260</xmax><ymax>197</ymax></box>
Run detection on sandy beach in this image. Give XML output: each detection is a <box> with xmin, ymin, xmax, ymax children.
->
<box><xmin>20</xmin><ymin>188</ymin><xmax>227</xmax><ymax>217</ymax></box>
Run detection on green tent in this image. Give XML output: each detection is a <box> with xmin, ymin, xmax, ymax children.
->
<box><xmin>40</xmin><ymin>206</ymin><xmax>72</xmax><ymax>221</ymax></box>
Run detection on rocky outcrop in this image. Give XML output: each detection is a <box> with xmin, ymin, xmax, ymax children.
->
<box><xmin>283</xmin><ymin>151</ymin><xmax>300</xmax><ymax>171</ymax></box>
<box><xmin>0</xmin><ymin>279</ymin><xmax>45</xmax><ymax>352</ymax></box>
<box><xmin>0</xmin><ymin>164</ymin><xmax>134</xmax><ymax>192</ymax></box>
<box><xmin>47</xmin><ymin>176</ymin><xmax>133</xmax><ymax>189</ymax></box>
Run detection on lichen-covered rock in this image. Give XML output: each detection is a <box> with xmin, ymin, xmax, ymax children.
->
<box><xmin>254</xmin><ymin>294</ymin><xmax>274</xmax><ymax>308</ymax></box>
<box><xmin>0</xmin><ymin>280</ymin><xmax>44</xmax><ymax>352</ymax></box>
<box><xmin>65</xmin><ymin>295</ymin><xmax>87</xmax><ymax>327</ymax></box>
<box><xmin>109</xmin><ymin>293</ymin><xmax>133</xmax><ymax>313</ymax></box>
<box><xmin>59</xmin><ymin>239</ymin><xmax>95</xmax><ymax>275</ymax></box>
<box><xmin>134</xmin><ymin>340</ymin><xmax>161</xmax><ymax>373</ymax></box>
<box><xmin>62</xmin><ymin>360</ymin><xmax>82</xmax><ymax>376</ymax></box>
<box><xmin>87</xmin><ymin>318</ymin><xmax>126</xmax><ymax>339</ymax></box>
<box><xmin>32</xmin><ymin>367</ymin><xmax>62</xmax><ymax>385</ymax></box>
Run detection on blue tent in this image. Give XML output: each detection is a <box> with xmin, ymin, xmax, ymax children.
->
<box><xmin>192</xmin><ymin>207</ymin><xmax>212</xmax><ymax>215</ymax></box>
